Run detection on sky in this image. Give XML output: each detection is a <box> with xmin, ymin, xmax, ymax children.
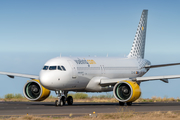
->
<box><xmin>0</xmin><ymin>0</ymin><xmax>180</xmax><ymax>98</ymax></box>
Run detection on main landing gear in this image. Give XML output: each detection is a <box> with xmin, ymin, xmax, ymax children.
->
<box><xmin>55</xmin><ymin>90</ymin><xmax>73</xmax><ymax>106</ymax></box>
<box><xmin>119</xmin><ymin>101</ymin><xmax>132</xmax><ymax>106</ymax></box>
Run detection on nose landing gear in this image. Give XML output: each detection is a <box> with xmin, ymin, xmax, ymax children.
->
<box><xmin>55</xmin><ymin>90</ymin><xmax>73</xmax><ymax>106</ymax></box>
<box><xmin>55</xmin><ymin>99</ymin><xmax>63</xmax><ymax>106</ymax></box>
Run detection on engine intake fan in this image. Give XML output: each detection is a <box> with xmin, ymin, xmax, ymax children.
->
<box><xmin>113</xmin><ymin>80</ymin><xmax>141</xmax><ymax>102</ymax></box>
<box><xmin>23</xmin><ymin>79</ymin><xmax>50</xmax><ymax>101</ymax></box>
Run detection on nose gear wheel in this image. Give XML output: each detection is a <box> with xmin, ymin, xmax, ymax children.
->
<box><xmin>55</xmin><ymin>90</ymin><xmax>73</xmax><ymax>106</ymax></box>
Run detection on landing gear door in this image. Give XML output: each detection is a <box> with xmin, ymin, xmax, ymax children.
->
<box><xmin>68</xmin><ymin>60</ymin><xmax>77</xmax><ymax>79</ymax></box>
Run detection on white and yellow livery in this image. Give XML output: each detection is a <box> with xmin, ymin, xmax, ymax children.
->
<box><xmin>1</xmin><ymin>10</ymin><xmax>180</xmax><ymax>106</ymax></box>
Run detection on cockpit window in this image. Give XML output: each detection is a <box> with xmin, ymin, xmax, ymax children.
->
<box><xmin>43</xmin><ymin>66</ymin><xmax>49</xmax><ymax>70</ymax></box>
<box><xmin>43</xmin><ymin>65</ymin><xmax>65</xmax><ymax>71</ymax></box>
<box><xmin>49</xmin><ymin>66</ymin><xmax>57</xmax><ymax>70</ymax></box>
<box><xmin>58</xmin><ymin>66</ymin><xmax>66</xmax><ymax>71</ymax></box>
<box><xmin>58</xmin><ymin>66</ymin><xmax>62</xmax><ymax>70</ymax></box>
<box><xmin>61</xmin><ymin>66</ymin><xmax>66</xmax><ymax>71</ymax></box>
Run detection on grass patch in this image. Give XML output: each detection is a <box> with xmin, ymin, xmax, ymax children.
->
<box><xmin>48</xmin><ymin>95</ymin><xmax>56</xmax><ymax>99</ymax></box>
<box><xmin>91</xmin><ymin>93</ymin><xmax>114</xmax><ymax>99</ymax></box>
<box><xmin>68</xmin><ymin>93</ymin><xmax>88</xmax><ymax>99</ymax></box>
<box><xmin>4</xmin><ymin>94</ymin><xmax>14</xmax><ymax>99</ymax></box>
<box><xmin>4</xmin><ymin>94</ymin><xmax>23</xmax><ymax>99</ymax></box>
<box><xmin>2</xmin><ymin>93</ymin><xmax>180</xmax><ymax>103</ymax></box>
<box><xmin>135</xmin><ymin>96</ymin><xmax>180</xmax><ymax>103</ymax></box>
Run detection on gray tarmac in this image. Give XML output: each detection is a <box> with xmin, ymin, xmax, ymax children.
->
<box><xmin>1</xmin><ymin>101</ymin><xmax>180</xmax><ymax>116</ymax></box>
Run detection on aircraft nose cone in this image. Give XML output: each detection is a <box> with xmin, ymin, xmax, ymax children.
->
<box><xmin>39</xmin><ymin>71</ymin><xmax>51</xmax><ymax>89</ymax></box>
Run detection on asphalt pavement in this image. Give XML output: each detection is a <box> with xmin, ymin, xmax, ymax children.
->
<box><xmin>0</xmin><ymin>101</ymin><xmax>180</xmax><ymax>116</ymax></box>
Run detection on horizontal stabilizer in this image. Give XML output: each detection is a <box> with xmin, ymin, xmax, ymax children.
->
<box><xmin>145</xmin><ymin>63</ymin><xmax>180</xmax><ymax>68</ymax></box>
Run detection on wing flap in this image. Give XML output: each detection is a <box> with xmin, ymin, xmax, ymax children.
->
<box><xmin>0</xmin><ymin>71</ymin><xmax>39</xmax><ymax>79</ymax></box>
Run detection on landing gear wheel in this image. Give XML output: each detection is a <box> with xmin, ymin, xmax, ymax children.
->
<box><xmin>119</xmin><ymin>102</ymin><xmax>125</xmax><ymax>106</ymax></box>
<box><xmin>67</xmin><ymin>96</ymin><xmax>73</xmax><ymax>105</ymax></box>
<box><xmin>55</xmin><ymin>100</ymin><xmax>59</xmax><ymax>106</ymax></box>
<box><xmin>59</xmin><ymin>99</ymin><xmax>64</xmax><ymax>106</ymax></box>
<box><xmin>126</xmin><ymin>102</ymin><xmax>132</xmax><ymax>106</ymax></box>
<box><xmin>61</xmin><ymin>96</ymin><xmax>66</xmax><ymax>105</ymax></box>
<box><xmin>55</xmin><ymin>99</ymin><xmax>64</xmax><ymax>106</ymax></box>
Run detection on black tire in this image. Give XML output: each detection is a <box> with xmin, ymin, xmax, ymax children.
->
<box><xmin>59</xmin><ymin>99</ymin><xmax>63</xmax><ymax>106</ymax></box>
<box><xmin>61</xmin><ymin>96</ymin><xmax>66</xmax><ymax>105</ymax></box>
<box><xmin>126</xmin><ymin>102</ymin><xmax>132</xmax><ymax>106</ymax></box>
<box><xmin>55</xmin><ymin>99</ymin><xmax>64</xmax><ymax>107</ymax></box>
<box><xmin>119</xmin><ymin>102</ymin><xmax>125</xmax><ymax>106</ymax></box>
<box><xmin>67</xmin><ymin>96</ymin><xmax>73</xmax><ymax>105</ymax></box>
<box><xmin>55</xmin><ymin>100</ymin><xmax>59</xmax><ymax>106</ymax></box>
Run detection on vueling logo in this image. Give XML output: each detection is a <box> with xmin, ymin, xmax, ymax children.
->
<box><xmin>87</xmin><ymin>60</ymin><xmax>96</xmax><ymax>64</ymax></box>
<box><xmin>74</xmin><ymin>58</ymin><xmax>96</xmax><ymax>64</ymax></box>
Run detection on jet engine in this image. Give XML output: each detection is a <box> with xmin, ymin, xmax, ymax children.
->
<box><xmin>113</xmin><ymin>80</ymin><xmax>141</xmax><ymax>102</ymax></box>
<box><xmin>23</xmin><ymin>79</ymin><xmax>50</xmax><ymax>101</ymax></box>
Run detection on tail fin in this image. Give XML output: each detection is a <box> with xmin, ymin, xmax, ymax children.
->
<box><xmin>128</xmin><ymin>10</ymin><xmax>148</xmax><ymax>59</ymax></box>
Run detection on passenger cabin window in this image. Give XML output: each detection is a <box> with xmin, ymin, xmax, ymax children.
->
<box><xmin>49</xmin><ymin>66</ymin><xmax>57</xmax><ymax>70</ymax></box>
<box><xmin>43</xmin><ymin>66</ymin><xmax>48</xmax><ymax>70</ymax></box>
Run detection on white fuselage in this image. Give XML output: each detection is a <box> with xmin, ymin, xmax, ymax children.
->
<box><xmin>39</xmin><ymin>57</ymin><xmax>151</xmax><ymax>92</ymax></box>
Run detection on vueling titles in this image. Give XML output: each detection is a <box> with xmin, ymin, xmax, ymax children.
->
<box><xmin>74</xmin><ymin>58</ymin><xmax>96</xmax><ymax>64</ymax></box>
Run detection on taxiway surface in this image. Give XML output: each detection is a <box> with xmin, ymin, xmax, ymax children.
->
<box><xmin>1</xmin><ymin>101</ymin><xmax>180</xmax><ymax>115</ymax></box>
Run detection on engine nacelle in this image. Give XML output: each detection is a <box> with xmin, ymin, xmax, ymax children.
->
<box><xmin>23</xmin><ymin>79</ymin><xmax>50</xmax><ymax>101</ymax></box>
<box><xmin>113</xmin><ymin>80</ymin><xmax>141</xmax><ymax>102</ymax></box>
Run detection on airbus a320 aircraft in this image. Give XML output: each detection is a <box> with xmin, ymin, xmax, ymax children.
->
<box><xmin>1</xmin><ymin>9</ymin><xmax>180</xmax><ymax>106</ymax></box>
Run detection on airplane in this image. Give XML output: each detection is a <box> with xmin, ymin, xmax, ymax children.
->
<box><xmin>1</xmin><ymin>9</ymin><xmax>180</xmax><ymax>106</ymax></box>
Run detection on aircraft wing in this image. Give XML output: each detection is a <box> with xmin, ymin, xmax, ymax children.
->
<box><xmin>100</xmin><ymin>75</ymin><xmax>180</xmax><ymax>85</ymax></box>
<box><xmin>0</xmin><ymin>71</ymin><xmax>39</xmax><ymax>79</ymax></box>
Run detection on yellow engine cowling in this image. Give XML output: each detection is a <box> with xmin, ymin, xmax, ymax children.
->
<box><xmin>23</xmin><ymin>79</ymin><xmax>50</xmax><ymax>101</ymax></box>
<box><xmin>113</xmin><ymin>80</ymin><xmax>141</xmax><ymax>102</ymax></box>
